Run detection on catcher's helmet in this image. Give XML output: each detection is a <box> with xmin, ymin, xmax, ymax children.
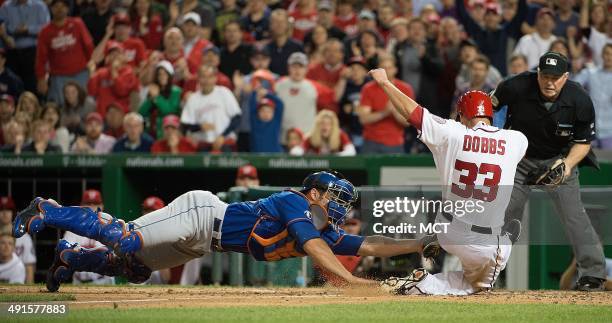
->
<box><xmin>302</xmin><ymin>171</ymin><xmax>358</xmax><ymax>226</ymax></box>
<box><xmin>457</xmin><ymin>90</ymin><xmax>493</xmax><ymax>120</ymax></box>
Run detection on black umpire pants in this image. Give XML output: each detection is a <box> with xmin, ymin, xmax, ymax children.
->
<box><xmin>504</xmin><ymin>157</ymin><xmax>606</xmax><ymax>280</ymax></box>
<box><xmin>7</xmin><ymin>46</ymin><xmax>37</xmax><ymax>93</ymax></box>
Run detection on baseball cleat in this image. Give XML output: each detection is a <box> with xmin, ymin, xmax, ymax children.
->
<box><xmin>47</xmin><ymin>240</ymin><xmax>77</xmax><ymax>292</ymax></box>
<box><xmin>502</xmin><ymin>219</ymin><xmax>522</xmax><ymax>244</ymax></box>
<box><xmin>575</xmin><ymin>276</ymin><xmax>605</xmax><ymax>292</ymax></box>
<box><xmin>421</xmin><ymin>234</ymin><xmax>442</xmax><ymax>259</ymax></box>
<box><xmin>13</xmin><ymin>197</ymin><xmax>46</xmax><ymax>238</ymax></box>
<box><xmin>380</xmin><ymin>268</ymin><xmax>429</xmax><ymax>295</ymax></box>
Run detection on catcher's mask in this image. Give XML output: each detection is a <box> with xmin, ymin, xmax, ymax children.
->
<box><xmin>302</xmin><ymin>171</ymin><xmax>358</xmax><ymax>230</ymax></box>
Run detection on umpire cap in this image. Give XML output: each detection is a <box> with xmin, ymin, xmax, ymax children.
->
<box><xmin>538</xmin><ymin>52</ymin><xmax>568</xmax><ymax>76</ymax></box>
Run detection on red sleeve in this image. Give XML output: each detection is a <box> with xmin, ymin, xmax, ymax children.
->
<box><xmin>216</xmin><ymin>73</ymin><xmax>234</xmax><ymax>91</ymax></box>
<box><xmin>302</xmin><ymin>137</ymin><xmax>313</xmax><ymax>153</ymax></box>
<box><xmin>112</xmin><ymin>66</ymin><xmax>140</xmax><ymax>97</ymax></box>
<box><xmin>179</xmin><ymin>138</ymin><xmax>197</xmax><ymax>153</ymax></box>
<box><xmin>87</xmin><ymin>70</ymin><xmax>101</xmax><ymax>97</ymax></box>
<box><xmin>359</xmin><ymin>83</ymin><xmax>374</xmax><ymax>108</ymax></box>
<box><xmin>136</xmin><ymin>39</ymin><xmax>147</xmax><ymax>63</ymax></box>
<box><xmin>305</xmin><ymin>65</ymin><xmax>319</xmax><ymax>81</ymax></box>
<box><xmin>35</xmin><ymin>27</ymin><xmax>49</xmax><ymax>79</ymax></box>
<box><xmin>408</xmin><ymin>106</ymin><xmax>424</xmax><ymax>130</ymax></box>
<box><xmin>339</xmin><ymin>131</ymin><xmax>352</xmax><ymax>148</ymax></box>
<box><xmin>77</xmin><ymin>18</ymin><xmax>94</xmax><ymax>59</ymax></box>
<box><xmin>151</xmin><ymin>141</ymin><xmax>165</xmax><ymax>153</ymax></box>
<box><xmin>312</xmin><ymin>80</ymin><xmax>337</xmax><ymax>113</ymax></box>
<box><xmin>182</xmin><ymin>76</ymin><xmax>197</xmax><ymax>94</ymax></box>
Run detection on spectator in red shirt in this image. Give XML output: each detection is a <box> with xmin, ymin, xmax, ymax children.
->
<box><xmin>180</xmin><ymin>12</ymin><xmax>211</xmax><ymax>75</ymax></box>
<box><xmin>303</xmin><ymin>110</ymin><xmax>355</xmax><ymax>156</ymax></box>
<box><xmin>87</xmin><ymin>42</ymin><xmax>140</xmax><ymax>117</ymax></box>
<box><xmin>334</xmin><ymin>0</ymin><xmax>358</xmax><ymax>36</ymax></box>
<box><xmin>91</xmin><ymin>13</ymin><xmax>147</xmax><ymax>71</ymax></box>
<box><xmin>130</xmin><ymin>0</ymin><xmax>164</xmax><ymax>50</ymax></box>
<box><xmin>289</xmin><ymin>0</ymin><xmax>318</xmax><ymax>42</ymax></box>
<box><xmin>357</xmin><ymin>54</ymin><xmax>412</xmax><ymax>153</ymax></box>
<box><xmin>306</xmin><ymin>39</ymin><xmax>345</xmax><ymax>90</ymax></box>
<box><xmin>151</xmin><ymin>114</ymin><xmax>197</xmax><ymax>154</ymax></box>
<box><xmin>36</xmin><ymin>0</ymin><xmax>94</xmax><ymax>106</ymax></box>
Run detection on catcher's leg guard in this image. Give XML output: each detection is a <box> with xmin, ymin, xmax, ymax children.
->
<box><xmin>47</xmin><ymin>239</ymin><xmax>152</xmax><ymax>292</ymax></box>
<box><xmin>22</xmin><ymin>198</ymin><xmax>142</xmax><ymax>255</ymax></box>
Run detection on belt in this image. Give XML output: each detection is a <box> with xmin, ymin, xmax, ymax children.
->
<box><xmin>441</xmin><ymin>212</ymin><xmax>494</xmax><ymax>235</ymax></box>
<box><xmin>211</xmin><ymin>217</ymin><xmax>223</xmax><ymax>252</ymax></box>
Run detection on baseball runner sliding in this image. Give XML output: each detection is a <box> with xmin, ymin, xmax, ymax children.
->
<box><xmin>369</xmin><ymin>68</ymin><xmax>529</xmax><ymax>295</ymax></box>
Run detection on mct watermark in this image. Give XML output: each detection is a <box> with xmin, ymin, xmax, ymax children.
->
<box><xmin>360</xmin><ymin>192</ymin><xmax>488</xmax><ymax>235</ymax></box>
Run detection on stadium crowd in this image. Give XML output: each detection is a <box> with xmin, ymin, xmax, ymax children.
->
<box><xmin>0</xmin><ymin>0</ymin><xmax>610</xmax><ymax>157</ymax></box>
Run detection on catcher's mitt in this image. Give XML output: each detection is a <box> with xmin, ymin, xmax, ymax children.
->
<box><xmin>517</xmin><ymin>158</ymin><xmax>567</xmax><ymax>186</ymax></box>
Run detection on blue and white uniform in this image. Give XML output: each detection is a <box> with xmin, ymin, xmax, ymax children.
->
<box><xmin>132</xmin><ymin>190</ymin><xmax>364</xmax><ymax>270</ymax></box>
<box><xmin>15</xmin><ymin>171</ymin><xmax>359</xmax><ymax>290</ymax></box>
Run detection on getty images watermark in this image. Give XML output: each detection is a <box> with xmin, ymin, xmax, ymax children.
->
<box><xmin>370</xmin><ymin>196</ymin><xmax>486</xmax><ymax>234</ymax></box>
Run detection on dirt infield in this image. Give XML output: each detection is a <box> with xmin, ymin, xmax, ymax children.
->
<box><xmin>2</xmin><ymin>285</ymin><xmax>610</xmax><ymax>309</ymax></box>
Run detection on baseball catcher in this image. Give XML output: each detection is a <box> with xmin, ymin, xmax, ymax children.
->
<box><xmin>13</xmin><ymin>171</ymin><xmax>427</xmax><ymax>291</ymax></box>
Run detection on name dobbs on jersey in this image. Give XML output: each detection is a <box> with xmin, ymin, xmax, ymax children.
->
<box><xmin>462</xmin><ymin>135</ymin><xmax>506</xmax><ymax>155</ymax></box>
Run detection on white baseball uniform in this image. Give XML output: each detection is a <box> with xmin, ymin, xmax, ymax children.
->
<box><xmin>407</xmin><ymin>106</ymin><xmax>528</xmax><ymax>295</ymax></box>
<box><xmin>15</xmin><ymin>234</ymin><xmax>36</xmax><ymax>266</ymax></box>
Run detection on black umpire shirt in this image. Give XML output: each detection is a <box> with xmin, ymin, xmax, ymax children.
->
<box><xmin>491</xmin><ymin>71</ymin><xmax>596</xmax><ymax>161</ymax></box>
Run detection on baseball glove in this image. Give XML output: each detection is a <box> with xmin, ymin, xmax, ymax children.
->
<box><xmin>517</xmin><ymin>158</ymin><xmax>567</xmax><ymax>186</ymax></box>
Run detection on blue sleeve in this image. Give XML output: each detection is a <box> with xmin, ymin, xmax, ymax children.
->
<box><xmin>320</xmin><ymin>227</ymin><xmax>365</xmax><ymax>256</ymax></box>
<box><xmin>505</xmin><ymin>0</ymin><xmax>527</xmax><ymax>38</ymax></box>
<box><xmin>287</xmin><ymin>221</ymin><xmax>321</xmax><ymax>250</ymax></box>
<box><xmin>249</xmin><ymin>91</ymin><xmax>259</xmax><ymax>129</ymax></box>
<box><xmin>455</xmin><ymin>0</ymin><xmax>482</xmax><ymax>37</ymax></box>
<box><xmin>276</xmin><ymin>192</ymin><xmax>321</xmax><ymax>248</ymax></box>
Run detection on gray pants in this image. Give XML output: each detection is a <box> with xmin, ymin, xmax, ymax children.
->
<box><xmin>131</xmin><ymin>190</ymin><xmax>227</xmax><ymax>271</ymax></box>
<box><xmin>505</xmin><ymin>157</ymin><xmax>606</xmax><ymax>280</ymax></box>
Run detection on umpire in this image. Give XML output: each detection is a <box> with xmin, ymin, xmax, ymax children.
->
<box><xmin>490</xmin><ymin>51</ymin><xmax>606</xmax><ymax>291</ymax></box>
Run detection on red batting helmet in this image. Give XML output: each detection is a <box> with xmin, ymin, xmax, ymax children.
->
<box><xmin>456</xmin><ymin>90</ymin><xmax>493</xmax><ymax>120</ymax></box>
